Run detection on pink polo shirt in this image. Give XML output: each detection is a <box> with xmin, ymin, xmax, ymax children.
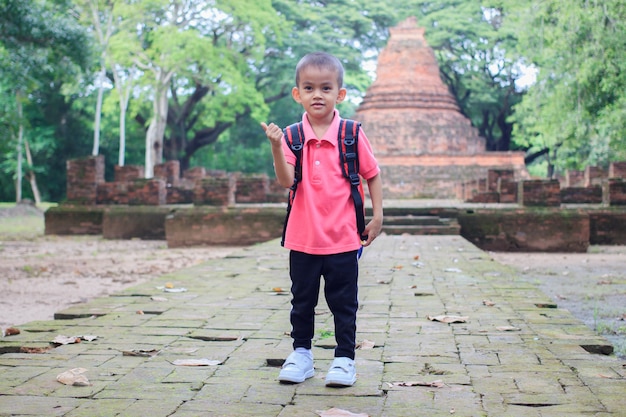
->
<box><xmin>282</xmin><ymin>110</ymin><xmax>380</xmax><ymax>255</ymax></box>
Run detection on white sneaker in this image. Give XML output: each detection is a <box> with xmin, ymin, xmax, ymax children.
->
<box><xmin>278</xmin><ymin>351</ymin><xmax>314</xmax><ymax>383</ymax></box>
<box><xmin>325</xmin><ymin>357</ymin><xmax>356</xmax><ymax>387</ymax></box>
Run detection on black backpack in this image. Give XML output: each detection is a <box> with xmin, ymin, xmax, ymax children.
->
<box><xmin>281</xmin><ymin>119</ymin><xmax>366</xmax><ymax>246</ymax></box>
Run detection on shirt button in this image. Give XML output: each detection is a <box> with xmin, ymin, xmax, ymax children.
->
<box><xmin>315</xmin><ymin>161</ymin><xmax>320</xmax><ymax>166</ymax></box>
<box><xmin>316</xmin><ymin>143</ymin><xmax>321</xmax><ymax>148</ymax></box>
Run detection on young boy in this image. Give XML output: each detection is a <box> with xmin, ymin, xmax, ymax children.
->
<box><xmin>261</xmin><ymin>52</ymin><xmax>383</xmax><ymax>387</ymax></box>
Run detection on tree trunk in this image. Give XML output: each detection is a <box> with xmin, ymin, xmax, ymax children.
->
<box><xmin>144</xmin><ymin>69</ymin><xmax>173</xmax><ymax>178</ymax></box>
<box><xmin>23</xmin><ymin>139</ymin><xmax>42</xmax><ymax>204</ymax></box>
<box><xmin>15</xmin><ymin>90</ymin><xmax>23</xmax><ymax>202</ymax></box>
<box><xmin>113</xmin><ymin>66</ymin><xmax>132</xmax><ymax>167</ymax></box>
<box><xmin>92</xmin><ymin>67</ymin><xmax>106</xmax><ymax>156</ymax></box>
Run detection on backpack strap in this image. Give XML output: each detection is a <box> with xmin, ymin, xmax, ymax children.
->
<box><xmin>281</xmin><ymin>122</ymin><xmax>304</xmax><ymax>246</ymax></box>
<box><xmin>338</xmin><ymin>119</ymin><xmax>367</xmax><ymax>241</ymax></box>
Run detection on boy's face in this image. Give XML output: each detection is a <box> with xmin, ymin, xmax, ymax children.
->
<box><xmin>292</xmin><ymin>65</ymin><xmax>347</xmax><ymax>123</ymax></box>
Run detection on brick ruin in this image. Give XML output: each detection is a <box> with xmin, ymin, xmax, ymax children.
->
<box><xmin>462</xmin><ymin>162</ymin><xmax>626</xmax><ymax>206</ymax></box>
<box><xmin>65</xmin><ymin>155</ymin><xmax>284</xmax><ymax>207</ymax></box>
<box><xmin>353</xmin><ymin>17</ymin><xmax>528</xmax><ymax>198</ymax></box>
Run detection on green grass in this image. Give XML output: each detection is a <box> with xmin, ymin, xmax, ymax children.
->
<box><xmin>0</xmin><ymin>202</ymin><xmax>56</xmax><ymax>240</ymax></box>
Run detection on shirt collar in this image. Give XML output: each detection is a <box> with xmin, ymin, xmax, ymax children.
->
<box><xmin>301</xmin><ymin>109</ymin><xmax>341</xmax><ymax>146</ymax></box>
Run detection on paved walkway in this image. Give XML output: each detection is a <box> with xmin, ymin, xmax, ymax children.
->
<box><xmin>1</xmin><ymin>235</ymin><xmax>624</xmax><ymax>416</ymax></box>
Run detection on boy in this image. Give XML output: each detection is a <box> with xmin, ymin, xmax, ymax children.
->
<box><xmin>261</xmin><ymin>52</ymin><xmax>383</xmax><ymax>387</ymax></box>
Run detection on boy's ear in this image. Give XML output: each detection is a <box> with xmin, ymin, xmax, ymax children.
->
<box><xmin>292</xmin><ymin>86</ymin><xmax>302</xmax><ymax>103</ymax></box>
<box><xmin>336</xmin><ymin>88</ymin><xmax>347</xmax><ymax>104</ymax></box>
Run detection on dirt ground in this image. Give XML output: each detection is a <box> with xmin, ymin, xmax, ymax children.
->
<box><xmin>1</xmin><ymin>204</ymin><xmax>625</xmax><ymax>358</ymax></box>
<box><xmin>0</xmin><ymin>204</ymin><xmax>241</xmax><ymax>330</ymax></box>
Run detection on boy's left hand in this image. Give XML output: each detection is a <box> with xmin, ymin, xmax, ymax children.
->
<box><xmin>361</xmin><ymin>216</ymin><xmax>383</xmax><ymax>247</ymax></box>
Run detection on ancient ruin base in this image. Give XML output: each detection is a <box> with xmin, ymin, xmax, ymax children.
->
<box><xmin>164</xmin><ymin>206</ymin><xmax>285</xmax><ymax>247</ymax></box>
<box><xmin>44</xmin><ymin>204</ymin><xmax>626</xmax><ymax>252</ymax></box>
<box><xmin>458</xmin><ymin>208</ymin><xmax>590</xmax><ymax>252</ymax></box>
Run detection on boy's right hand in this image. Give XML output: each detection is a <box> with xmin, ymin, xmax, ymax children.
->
<box><xmin>261</xmin><ymin>122</ymin><xmax>283</xmax><ymax>148</ymax></box>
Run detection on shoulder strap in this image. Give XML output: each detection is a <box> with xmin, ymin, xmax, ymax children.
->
<box><xmin>281</xmin><ymin>122</ymin><xmax>304</xmax><ymax>246</ymax></box>
<box><xmin>338</xmin><ymin>119</ymin><xmax>367</xmax><ymax>241</ymax></box>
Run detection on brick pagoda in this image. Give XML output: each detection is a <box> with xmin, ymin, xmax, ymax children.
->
<box><xmin>354</xmin><ymin>17</ymin><xmax>527</xmax><ymax>198</ymax></box>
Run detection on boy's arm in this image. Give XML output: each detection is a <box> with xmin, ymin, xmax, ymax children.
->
<box><xmin>362</xmin><ymin>173</ymin><xmax>383</xmax><ymax>247</ymax></box>
<box><xmin>261</xmin><ymin>122</ymin><xmax>295</xmax><ymax>188</ymax></box>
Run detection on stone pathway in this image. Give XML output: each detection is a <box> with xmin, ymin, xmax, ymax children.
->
<box><xmin>1</xmin><ymin>235</ymin><xmax>624</xmax><ymax>416</ymax></box>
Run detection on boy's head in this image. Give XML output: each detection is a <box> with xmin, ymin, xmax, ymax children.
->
<box><xmin>295</xmin><ymin>52</ymin><xmax>344</xmax><ymax>88</ymax></box>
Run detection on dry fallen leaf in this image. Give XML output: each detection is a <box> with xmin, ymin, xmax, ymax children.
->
<box><xmin>52</xmin><ymin>335</ymin><xmax>82</xmax><ymax>345</ymax></box>
<box><xmin>122</xmin><ymin>349</ymin><xmax>160</xmax><ymax>357</ymax></box>
<box><xmin>356</xmin><ymin>339</ymin><xmax>375</xmax><ymax>350</ymax></box>
<box><xmin>3</xmin><ymin>327</ymin><xmax>20</xmax><ymax>337</ymax></box>
<box><xmin>413</xmin><ymin>255</ymin><xmax>420</xmax><ymax>260</ymax></box>
<box><xmin>20</xmin><ymin>346</ymin><xmax>53</xmax><ymax>354</ymax></box>
<box><xmin>52</xmin><ymin>335</ymin><xmax>97</xmax><ymax>345</ymax></box>
<box><xmin>172</xmin><ymin>358</ymin><xmax>221</xmax><ymax>366</ymax></box>
<box><xmin>427</xmin><ymin>315</ymin><xmax>468</xmax><ymax>324</ymax></box>
<box><xmin>496</xmin><ymin>326</ymin><xmax>521</xmax><ymax>332</ymax></box>
<box><xmin>482</xmin><ymin>300</ymin><xmax>496</xmax><ymax>307</ymax></box>
<box><xmin>316</xmin><ymin>407</ymin><xmax>369</xmax><ymax>417</ymax></box>
<box><xmin>56</xmin><ymin>368</ymin><xmax>91</xmax><ymax>386</ymax></box>
<box><xmin>388</xmin><ymin>380</ymin><xmax>445</xmax><ymax>388</ymax></box>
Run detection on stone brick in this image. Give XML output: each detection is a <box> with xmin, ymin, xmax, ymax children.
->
<box><xmin>522</xmin><ymin>180</ymin><xmax>561</xmax><ymax>207</ymax></box>
<box><xmin>65</xmin><ymin>156</ymin><xmax>105</xmax><ymax>204</ymax></box>
<box><xmin>565</xmin><ymin>170</ymin><xmax>585</xmax><ymax>187</ymax></box>
<box><xmin>590</xmin><ymin>211</ymin><xmax>626</xmax><ymax>244</ymax></box>
<box><xmin>488</xmin><ymin>169</ymin><xmax>514</xmax><ymax>192</ymax></box>
<box><xmin>193</xmin><ymin>175</ymin><xmax>236</xmax><ymax>206</ymax></box>
<box><xmin>560</xmin><ymin>186</ymin><xmax>602</xmax><ymax>204</ymax></box>
<box><xmin>127</xmin><ymin>179</ymin><xmax>166</xmax><ymax>205</ymax></box>
<box><xmin>165</xmin><ymin>207</ymin><xmax>284</xmax><ymax>247</ymax></box>
<box><xmin>608</xmin><ymin>178</ymin><xmax>626</xmax><ymax>205</ymax></box>
<box><xmin>584</xmin><ymin>166</ymin><xmax>607</xmax><ymax>187</ymax></box>
<box><xmin>235</xmin><ymin>173</ymin><xmax>270</xmax><ymax>204</ymax></box>
<box><xmin>154</xmin><ymin>160</ymin><xmax>180</xmax><ymax>186</ymax></box>
<box><xmin>609</xmin><ymin>161</ymin><xmax>626</xmax><ymax>178</ymax></box>
<box><xmin>498</xmin><ymin>179</ymin><xmax>519</xmax><ymax>204</ymax></box>
<box><xmin>458</xmin><ymin>209</ymin><xmax>590</xmax><ymax>252</ymax></box>
<box><xmin>114</xmin><ymin>165</ymin><xmax>143</xmax><ymax>182</ymax></box>
<box><xmin>469</xmin><ymin>192</ymin><xmax>499</xmax><ymax>203</ymax></box>
<box><xmin>165</xmin><ymin>185</ymin><xmax>194</xmax><ymax>204</ymax></box>
<box><xmin>183</xmin><ymin>167</ymin><xmax>206</xmax><ymax>181</ymax></box>
<box><xmin>96</xmin><ymin>182</ymin><xmax>129</xmax><ymax>205</ymax></box>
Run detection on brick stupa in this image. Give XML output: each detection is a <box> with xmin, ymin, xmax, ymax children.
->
<box><xmin>354</xmin><ymin>17</ymin><xmax>527</xmax><ymax>198</ymax></box>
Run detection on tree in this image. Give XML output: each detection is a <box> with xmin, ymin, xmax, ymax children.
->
<box><xmin>107</xmin><ymin>0</ymin><xmax>284</xmax><ymax>177</ymax></box>
<box><xmin>509</xmin><ymin>0</ymin><xmax>626</xmax><ymax>175</ymax></box>
<box><xmin>163</xmin><ymin>0</ymin><xmax>394</xmax><ymax>172</ymax></box>
<box><xmin>0</xmin><ymin>0</ymin><xmax>90</xmax><ymax>202</ymax></box>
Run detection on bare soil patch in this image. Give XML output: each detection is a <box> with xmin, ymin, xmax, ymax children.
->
<box><xmin>0</xmin><ymin>205</ymin><xmax>241</xmax><ymax>329</ymax></box>
<box><xmin>490</xmin><ymin>247</ymin><xmax>626</xmax><ymax>358</ymax></box>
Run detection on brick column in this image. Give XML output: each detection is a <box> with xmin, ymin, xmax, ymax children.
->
<box><xmin>66</xmin><ymin>155</ymin><xmax>105</xmax><ymax>204</ymax></box>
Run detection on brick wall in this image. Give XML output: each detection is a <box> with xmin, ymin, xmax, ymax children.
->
<box><xmin>609</xmin><ymin>162</ymin><xmax>626</xmax><ymax>178</ymax></box>
<box><xmin>66</xmin><ymin>156</ymin><xmax>105</xmax><ymax>204</ymax></box>
<box><xmin>378</xmin><ymin>153</ymin><xmax>527</xmax><ymax>198</ymax></box>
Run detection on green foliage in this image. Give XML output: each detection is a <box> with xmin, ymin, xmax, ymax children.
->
<box><xmin>2</xmin><ymin>0</ymin><xmax>625</xmax><ymax>200</ymax></box>
<box><xmin>510</xmin><ymin>0</ymin><xmax>626</xmax><ymax>174</ymax></box>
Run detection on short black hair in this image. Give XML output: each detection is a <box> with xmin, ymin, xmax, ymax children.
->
<box><xmin>295</xmin><ymin>52</ymin><xmax>344</xmax><ymax>87</ymax></box>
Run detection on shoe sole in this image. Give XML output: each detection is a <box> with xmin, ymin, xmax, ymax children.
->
<box><xmin>325</xmin><ymin>376</ymin><xmax>356</xmax><ymax>387</ymax></box>
<box><xmin>279</xmin><ymin>369</ymin><xmax>314</xmax><ymax>384</ymax></box>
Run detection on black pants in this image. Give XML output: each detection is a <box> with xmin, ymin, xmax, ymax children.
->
<box><xmin>289</xmin><ymin>250</ymin><xmax>359</xmax><ymax>360</ymax></box>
